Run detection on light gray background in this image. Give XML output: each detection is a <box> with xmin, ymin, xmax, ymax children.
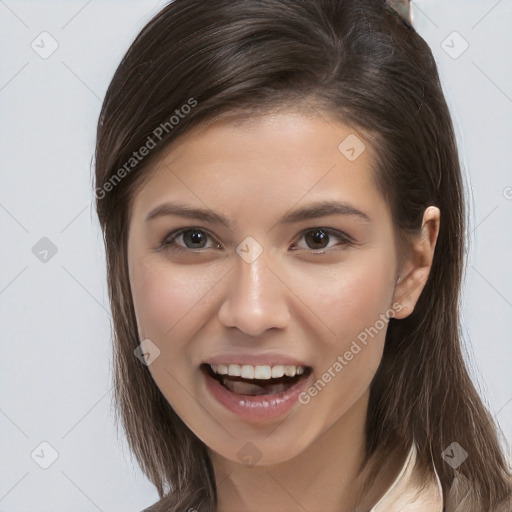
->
<box><xmin>0</xmin><ymin>1</ymin><xmax>511</xmax><ymax>511</ymax></box>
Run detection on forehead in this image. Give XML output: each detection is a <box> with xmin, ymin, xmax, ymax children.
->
<box><xmin>130</xmin><ymin>112</ymin><xmax>389</xmax><ymax>227</ymax></box>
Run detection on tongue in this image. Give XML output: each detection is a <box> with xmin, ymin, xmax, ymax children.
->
<box><xmin>221</xmin><ymin>376</ymin><xmax>297</xmax><ymax>396</ymax></box>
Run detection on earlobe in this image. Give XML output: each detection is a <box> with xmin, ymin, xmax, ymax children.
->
<box><xmin>392</xmin><ymin>206</ymin><xmax>440</xmax><ymax>319</ymax></box>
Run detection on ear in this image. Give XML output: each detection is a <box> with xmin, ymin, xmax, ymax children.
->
<box><xmin>385</xmin><ymin>0</ymin><xmax>412</xmax><ymax>25</ymax></box>
<box><xmin>392</xmin><ymin>206</ymin><xmax>440</xmax><ymax>319</ymax></box>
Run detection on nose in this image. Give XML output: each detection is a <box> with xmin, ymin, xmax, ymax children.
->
<box><xmin>217</xmin><ymin>249</ymin><xmax>291</xmax><ymax>337</ymax></box>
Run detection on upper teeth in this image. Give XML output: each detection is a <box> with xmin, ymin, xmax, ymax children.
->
<box><xmin>210</xmin><ymin>363</ymin><xmax>306</xmax><ymax>379</ymax></box>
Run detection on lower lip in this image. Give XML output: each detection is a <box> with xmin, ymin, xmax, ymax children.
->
<box><xmin>201</xmin><ymin>366</ymin><xmax>312</xmax><ymax>422</ymax></box>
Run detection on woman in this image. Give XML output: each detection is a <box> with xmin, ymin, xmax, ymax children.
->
<box><xmin>93</xmin><ymin>0</ymin><xmax>512</xmax><ymax>510</ymax></box>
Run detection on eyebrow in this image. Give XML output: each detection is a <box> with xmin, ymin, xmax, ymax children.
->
<box><xmin>145</xmin><ymin>200</ymin><xmax>372</xmax><ymax>227</ymax></box>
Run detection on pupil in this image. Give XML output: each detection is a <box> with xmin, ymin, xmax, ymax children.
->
<box><xmin>185</xmin><ymin>230</ymin><xmax>206</xmax><ymax>248</ymax></box>
<box><xmin>306</xmin><ymin>229</ymin><xmax>328</xmax><ymax>249</ymax></box>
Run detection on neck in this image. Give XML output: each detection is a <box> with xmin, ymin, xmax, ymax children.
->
<box><xmin>210</xmin><ymin>390</ymin><xmax>405</xmax><ymax>512</ymax></box>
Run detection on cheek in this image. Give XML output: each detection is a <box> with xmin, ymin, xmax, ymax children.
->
<box><xmin>296</xmin><ymin>249</ymin><xmax>395</xmax><ymax>411</ymax></box>
<box><xmin>129</xmin><ymin>259</ymin><xmax>213</xmax><ymax>418</ymax></box>
<box><xmin>297</xmin><ymin>254</ymin><xmax>395</xmax><ymax>346</ymax></box>
<box><xmin>129</xmin><ymin>256</ymin><xmax>231</xmax><ymax>395</ymax></box>
<box><xmin>130</xmin><ymin>257</ymin><xmax>216</xmax><ymax>340</ymax></box>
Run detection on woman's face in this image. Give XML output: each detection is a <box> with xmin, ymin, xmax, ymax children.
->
<box><xmin>127</xmin><ymin>111</ymin><xmax>404</xmax><ymax>466</ymax></box>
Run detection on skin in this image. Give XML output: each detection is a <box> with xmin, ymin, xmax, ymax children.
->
<box><xmin>127</xmin><ymin>111</ymin><xmax>440</xmax><ymax>512</ymax></box>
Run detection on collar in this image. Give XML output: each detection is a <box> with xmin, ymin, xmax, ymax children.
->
<box><xmin>369</xmin><ymin>442</ymin><xmax>444</xmax><ymax>512</ymax></box>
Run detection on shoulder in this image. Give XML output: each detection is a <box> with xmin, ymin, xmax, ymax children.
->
<box><xmin>444</xmin><ymin>466</ymin><xmax>512</xmax><ymax>512</ymax></box>
<box><xmin>370</xmin><ymin>442</ymin><xmax>443</xmax><ymax>512</ymax></box>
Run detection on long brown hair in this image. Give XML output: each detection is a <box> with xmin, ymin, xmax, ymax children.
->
<box><xmin>93</xmin><ymin>1</ymin><xmax>512</xmax><ymax>510</ymax></box>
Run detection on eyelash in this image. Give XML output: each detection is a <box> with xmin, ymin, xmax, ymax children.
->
<box><xmin>158</xmin><ymin>227</ymin><xmax>355</xmax><ymax>254</ymax></box>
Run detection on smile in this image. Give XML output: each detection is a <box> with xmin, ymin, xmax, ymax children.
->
<box><xmin>200</xmin><ymin>363</ymin><xmax>313</xmax><ymax>422</ymax></box>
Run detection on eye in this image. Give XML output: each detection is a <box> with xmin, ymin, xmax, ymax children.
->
<box><xmin>160</xmin><ymin>228</ymin><xmax>221</xmax><ymax>251</ymax></box>
<box><xmin>158</xmin><ymin>226</ymin><xmax>354</xmax><ymax>254</ymax></box>
<box><xmin>291</xmin><ymin>228</ymin><xmax>354</xmax><ymax>252</ymax></box>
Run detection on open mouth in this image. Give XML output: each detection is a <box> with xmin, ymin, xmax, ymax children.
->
<box><xmin>200</xmin><ymin>363</ymin><xmax>312</xmax><ymax>396</ymax></box>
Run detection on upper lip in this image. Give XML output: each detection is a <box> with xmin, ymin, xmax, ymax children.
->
<box><xmin>203</xmin><ymin>353</ymin><xmax>311</xmax><ymax>368</ymax></box>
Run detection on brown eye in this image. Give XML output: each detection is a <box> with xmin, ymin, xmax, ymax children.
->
<box><xmin>293</xmin><ymin>228</ymin><xmax>354</xmax><ymax>252</ymax></box>
<box><xmin>305</xmin><ymin>229</ymin><xmax>330</xmax><ymax>249</ymax></box>
<box><xmin>180</xmin><ymin>229</ymin><xmax>208</xmax><ymax>249</ymax></box>
<box><xmin>161</xmin><ymin>228</ymin><xmax>220</xmax><ymax>251</ymax></box>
